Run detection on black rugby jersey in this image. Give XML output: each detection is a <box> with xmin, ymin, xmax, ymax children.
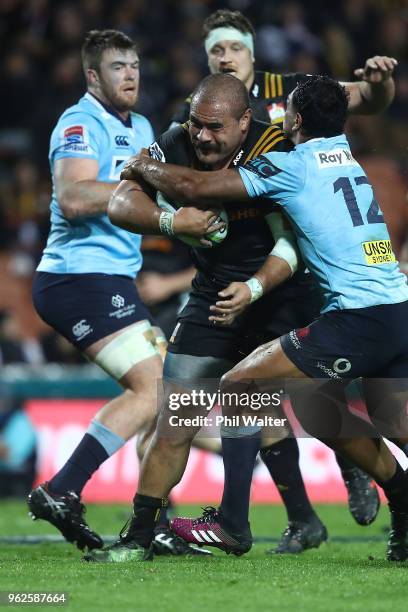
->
<box><xmin>171</xmin><ymin>71</ymin><xmax>311</xmax><ymax>127</ymax></box>
<box><xmin>148</xmin><ymin>119</ymin><xmax>292</xmax><ymax>286</ymax></box>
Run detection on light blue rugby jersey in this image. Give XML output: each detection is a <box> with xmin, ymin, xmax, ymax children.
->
<box><xmin>239</xmin><ymin>134</ymin><xmax>408</xmax><ymax>313</ymax></box>
<box><xmin>38</xmin><ymin>92</ymin><xmax>154</xmax><ymax>277</ymax></box>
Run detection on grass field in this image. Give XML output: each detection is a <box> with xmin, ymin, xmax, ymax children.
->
<box><xmin>0</xmin><ymin>501</ymin><xmax>407</xmax><ymax>611</ymax></box>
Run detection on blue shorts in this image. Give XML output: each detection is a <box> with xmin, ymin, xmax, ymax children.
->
<box><xmin>281</xmin><ymin>300</ymin><xmax>408</xmax><ymax>380</ymax></box>
<box><xmin>32</xmin><ymin>272</ymin><xmax>155</xmax><ymax>351</ymax></box>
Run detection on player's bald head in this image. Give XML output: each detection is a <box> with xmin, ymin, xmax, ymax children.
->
<box><xmin>191</xmin><ymin>73</ymin><xmax>250</xmax><ymax>119</ymax></box>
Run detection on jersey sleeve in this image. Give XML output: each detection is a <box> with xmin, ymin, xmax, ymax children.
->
<box><xmin>50</xmin><ymin>111</ymin><xmax>103</xmax><ymax>163</ymax></box>
<box><xmin>137</xmin><ymin>114</ymin><xmax>155</xmax><ymax>147</ymax></box>
<box><xmin>238</xmin><ymin>150</ymin><xmax>305</xmax><ymax>203</ymax></box>
<box><xmin>148</xmin><ymin>125</ymin><xmax>189</xmax><ymax>165</ymax></box>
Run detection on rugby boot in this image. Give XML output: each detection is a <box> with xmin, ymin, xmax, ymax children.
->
<box><xmin>170</xmin><ymin>507</ymin><xmax>252</xmax><ymax>556</ymax></box>
<box><xmin>84</xmin><ymin>514</ymin><xmax>153</xmax><ymax>563</ymax></box>
<box><xmin>153</xmin><ymin>526</ymin><xmax>213</xmax><ymax>556</ymax></box>
<box><xmin>28</xmin><ymin>482</ymin><xmax>103</xmax><ymax>551</ymax></box>
<box><xmin>267</xmin><ymin>516</ymin><xmax>328</xmax><ymax>554</ymax></box>
<box><xmin>387</xmin><ymin>506</ymin><xmax>408</xmax><ymax>561</ymax></box>
<box><xmin>342</xmin><ymin>467</ymin><xmax>380</xmax><ymax>525</ymax></box>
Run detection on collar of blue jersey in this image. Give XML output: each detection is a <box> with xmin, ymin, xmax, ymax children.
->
<box><xmin>85</xmin><ymin>92</ymin><xmax>132</xmax><ymax>128</ymax></box>
<box><xmin>295</xmin><ymin>134</ymin><xmax>348</xmax><ymax>148</ymax></box>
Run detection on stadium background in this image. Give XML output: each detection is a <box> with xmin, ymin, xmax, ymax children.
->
<box><xmin>0</xmin><ymin>0</ymin><xmax>407</xmax><ymax>503</ymax></box>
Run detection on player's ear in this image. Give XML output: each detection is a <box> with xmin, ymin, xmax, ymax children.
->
<box><xmin>293</xmin><ymin>112</ymin><xmax>302</xmax><ymax>133</ymax></box>
<box><xmin>239</xmin><ymin>108</ymin><xmax>252</xmax><ymax>132</ymax></box>
<box><xmin>87</xmin><ymin>68</ymin><xmax>99</xmax><ymax>87</ymax></box>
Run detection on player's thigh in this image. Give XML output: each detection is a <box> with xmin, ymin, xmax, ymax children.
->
<box><xmin>87</xmin><ymin>320</ymin><xmax>163</xmax><ymax>394</ymax></box>
<box><xmin>167</xmin><ymin>282</ymin><xmax>242</xmax><ymax>363</ymax></box>
<box><xmin>33</xmin><ymin>271</ymin><xmax>163</xmax><ymax>387</ymax></box>
<box><xmin>223</xmin><ymin>337</ymin><xmax>306</xmax><ymax>386</ymax></box>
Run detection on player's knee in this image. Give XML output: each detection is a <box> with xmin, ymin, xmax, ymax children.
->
<box><xmin>152</xmin><ymin>431</ymin><xmax>193</xmax><ymax>453</ymax></box>
<box><xmin>220</xmin><ymin>367</ymin><xmax>246</xmax><ymax>393</ymax></box>
<box><xmin>93</xmin><ymin>320</ymin><xmax>164</xmax><ymax>383</ymax></box>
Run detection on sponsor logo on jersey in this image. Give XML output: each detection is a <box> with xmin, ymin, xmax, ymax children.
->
<box><xmin>229</xmin><ymin>207</ymin><xmax>261</xmax><ymax>221</ymax></box>
<box><xmin>64</xmin><ymin>125</ymin><xmax>84</xmax><ymax>143</ymax></box>
<box><xmin>362</xmin><ymin>240</ymin><xmax>396</xmax><ymax>265</ymax></box>
<box><xmin>232</xmin><ymin>149</ymin><xmax>244</xmax><ymax>166</ymax></box>
<box><xmin>244</xmin><ymin>154</ymin><xmax>282</xmax><ymax>178</ymax></box>
<box><xmin>267</xmin><ymin>102</ymin><xmax>285</xmax><ymax>123</ymax></box>
<box><xmin>72</xmin><ymin>319</ymin><xmax>93</xmax><ymax>341</ymax></box>
<box><xmin>314</xmin><ymin>148</ymin><xmax>358</xmax><ymax>169</ymax></box>
<box><xmin>149</xmin><ymin>142</ymin><xmax>166</xmax><ymax>162</ymax></box>
<box><xmin>251</xmin><ymin>83</ymin><xmax>259</xmax><ymax>98</ymax></box>
<box><xmin>61</xmin><ymin>125</ymin><xmax>91</xmax><ymax>153</ymax></box>
<box><xmin>115</xmin><ymin>135</ymin><xmax>130</xmax><ymax>147</ymax></box>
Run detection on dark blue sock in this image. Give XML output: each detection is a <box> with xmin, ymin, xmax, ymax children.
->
<box><xmin>260</xmin><ymin>438</ymin><xmax>316</xmax><ymax>522</ymax></box>
<box><xmin>219</xmin><ymin>435</ymin><xmax>261</xmax><ymax>534</ymax></box>
<box><xmin>48</xmin><ymin>433</ymin><xmax>109</xmax><ymax>495</ymax></box>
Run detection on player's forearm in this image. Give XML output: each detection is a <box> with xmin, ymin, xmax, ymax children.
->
<box><xmin>58</xmin><ymin>180</ymin><xmax>118</xmax><ymax>219</ymax></box>
<box><xmin>108</xmin><ymin>181</ymin><xmax>161</xmax><ymax>234</ymax></box>
<box><xmin>254</xmin><ymin>255</ymin><xmax>293</xmax><ymax>294</ymax></box>
<box><xmin>346</xmin><ymin>78</ymin><xmax>395</xmax><ymax>115</ymax></box>
<box><xmin>122</xmin><ymin>158</ymin><xmax>248</xmax><ymax>205</ymax></box>
<box><xmin>123</xmin><ymin>158</ymin><xmax>210</xmax><ymax>205</ymax></box>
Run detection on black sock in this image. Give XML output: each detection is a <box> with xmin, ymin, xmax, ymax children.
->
<box><xmin>131</xmin><ymin>494</ymin><xmax>168</xmax><ymax>547</ymax></box>
<box><xmin>48</xmin><ymin>434</ymin><xmax>108</xmax><ymax>495</ymax></box>
<box><xmin>376</xmin><ymin>462</ymin><xmax>408</xmax><ymax>510</ymax></box>
<box><xmin>335</xmin><ymin>453</ymin><xmax>356</xmax><ymax>473</ymax></box>
<box><xmin>155</xmin><ymin>496</ymin><xmax>175</xmax><ymax>529</ymax></box>
<box><xmin>219</xmin><ymin>435</ymin><xmax>261</xmax><ymax>534</ymax></box>
<box><xmin>260</xmin><ymin>438</ymin><xmax>316</xmax><ymax>523</ymax></box>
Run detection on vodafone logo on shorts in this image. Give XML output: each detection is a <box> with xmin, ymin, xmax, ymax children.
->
<box><xmin>333</xmin><ymin>358</ymin><xmax>351</xmax><ymax>374</ymax></box>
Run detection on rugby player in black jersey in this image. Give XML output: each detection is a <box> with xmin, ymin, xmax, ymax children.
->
<box><xmin>168</xmin><ymin>8</ymin><xmax>398</xmax><ymax>537</ymax></box>
<box><xmin>171</xmin><ymin>9</ymin><xmax>396</xmax><ymax>130</ymax></box>
<box><xmin>84</xmin><ymin>73</ymin><xmax>359</xmax><ymax>562</ymax></box>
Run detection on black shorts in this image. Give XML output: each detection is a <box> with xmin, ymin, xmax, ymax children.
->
<box><xmin>32</xmin><ymin>272</ymin><xmax>155</xmax><ymax>351</ymax></box>
<box><xmin>281</xmin><ymin>300</ymin><xmax>408</xmax><ymax>379</ymax></box>
<box><xmin>168</xmin><ymin>271</ymin><xmax>323</xmax><ymax>362</ymax></box>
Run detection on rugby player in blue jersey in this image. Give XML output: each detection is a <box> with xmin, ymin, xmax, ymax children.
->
<box><xmin>170</xmin><ymin>8</ymin><xmax>399</xmax><ymax>541</ymax></box>
<box><xmin>90</xmin><ymin>76</ymin><xmax>408</xmax><ymax>563</ymax></box>
<box><xmin>27</xmin><ymin>29</ymin><xmax>215</xmax><ymax>554</ymax></box>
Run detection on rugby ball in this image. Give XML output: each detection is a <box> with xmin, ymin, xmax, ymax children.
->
<box><xmin>156</xmin><ymin>191</ymin><xmax>228</xmax><ymax>248</ymax></box>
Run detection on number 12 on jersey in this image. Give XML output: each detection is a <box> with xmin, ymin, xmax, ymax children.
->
<box><xmin>334</xmin><ymin>176</ymin><xmax>384</xmax><ymax>227</ymax></box>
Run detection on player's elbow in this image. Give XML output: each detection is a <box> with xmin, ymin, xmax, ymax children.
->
<box><xmin>58</xmin><ymin>192</ymin><xmax>82</xmax><ymax>220</ymax></box>
<box><xmin>107</xmin><ymin>191</ymin><xmax>128</xmax><ymax>229</ymax></box>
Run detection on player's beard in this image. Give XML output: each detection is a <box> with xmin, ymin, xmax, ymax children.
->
<box><xmin>110</xmin><ymin>89</ymin><xmax>138</xmax><ymax>112</ymax></box>
<box><xmin>100</xmin><ymin>79</ymin><xmax>138</xmax><ymax>112</ymax></box>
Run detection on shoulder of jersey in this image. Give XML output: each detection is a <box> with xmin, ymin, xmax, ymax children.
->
<box><xmin>149</xmin><ymin>124</ymin><xmax>189</xmax><ymax>162</ymax></box>
<box><xmin>242</xmin><ymin>122</ymin><xmax>286</xmax><ymax>164</ymax></box>
<box><xmin>129</xmin><ymin>110</ymin><xmax>152</xmax><ymax>126</ymax></box>
<box><xmin>60</xmin><ymin>97</ymin><xmax>105</xmax><ymax>127</ymax></box>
